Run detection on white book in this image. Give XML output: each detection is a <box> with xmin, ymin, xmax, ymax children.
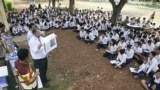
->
<box><xmin>0</xmin><ymin>66</ymin><xmax>8</xmax><ymax>77</ymax></box>
<box><xmin>129</xmin><ymin>67</ymin><xmax>138</xmax><ymax>73</ymax></box>
<box><xmin>44</xmin><ymin>33</ymin><xmax>57</xmax><ymax>53</ymax></box>
<box><xmin>110</xmin><ymin>60</ymin><xmax>120</xmax><ymax>64</ymax></box>
<box><xmin>37</xmin><ymin>76</ymin><xmax>43</xmax><ymax>88</ymax></box>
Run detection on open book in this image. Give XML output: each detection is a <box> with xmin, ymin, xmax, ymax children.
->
<box><xmin>129</xmin><ymin>67</ymin><xmax>138</xmax><ymax>73</ymax></box>
<box><xmin>44</xmin><ymin>33</ymin><xmax>57</xmax><ymax>53</ymax></box>
<box><xmin>110</xmin><ymin>60</ymin><xmax>120</xmax><ymax>64</ymax></box>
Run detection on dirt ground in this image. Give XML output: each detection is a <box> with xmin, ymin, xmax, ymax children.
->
<box><xmin>17</xmin><ymin>29</ymin><xmax>144</xmax><ymax>90</ymax></box>
<box><xmin>9</xmin><ymin>0</ymin><xmax>160</xmax><ymax>90</ymax></box>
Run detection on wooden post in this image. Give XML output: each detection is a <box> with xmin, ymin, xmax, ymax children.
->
<box><xmin>0</xmin><ymin>0</ymin><xmax>9</xmax><ymax>31</ymax></box>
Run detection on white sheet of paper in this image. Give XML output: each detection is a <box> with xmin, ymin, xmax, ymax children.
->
<box><xmin>129</xmin><ymin>67</ymin><xmax>138</xmax><ymax>73</ymax></box>
<box><xmin>0</xmin><ymin>83</ymin><xmax>8</xmax><ymax>89</ymax></box>
<box><xmin>37</xmin><ymin>76</ymin><xmax>43</xmax><ymax>88</ymax></box>
<box><xmin>0</xmin><ymin>66</ymin><xmax>8</xmax><ymax>77</ymax></box>
<box><xmin>44</xmin><ymin>33</ymin><xmax>57</xmax><ymax>53</ymax></box>
<box><xmin>110</xmin><ymin>60</ymin><xmax>119</xmax><ymax>64</ymax></box>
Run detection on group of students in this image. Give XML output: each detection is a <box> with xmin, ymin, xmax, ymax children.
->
<box><xmin>4</xmin><ymin>3</ymin><xmax>160</xmax><ymax>90</ymax></box>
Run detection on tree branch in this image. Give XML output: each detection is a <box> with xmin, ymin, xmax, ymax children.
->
<box><xmin>117</xmin><ymin>0</ymin><xmax>127</xmax><ymax>10</ymax></box>
<box><xmin>109</xmin><ymin>0</ymin><xmax>116</xmax><ymax>8</ymax></box>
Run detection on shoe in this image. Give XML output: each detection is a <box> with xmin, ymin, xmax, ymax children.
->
<box><xmin>47</xmin><ymin>78</ymin><xmax>51</xmax><ymax>82</ymax></box>
<box><xmin>43</xmin><ymin>83</ymin><xmax>50</xmax><ymax>88</ymax></box>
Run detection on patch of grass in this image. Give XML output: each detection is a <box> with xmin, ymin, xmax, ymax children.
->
<box><xmin>5</xmin><ymin>0</ymin><xmax>15</xmax><ymax>11</ymax></box>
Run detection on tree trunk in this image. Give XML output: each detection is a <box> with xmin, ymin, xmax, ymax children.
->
<box><xmin>109</xmin><ymin>0</ymin><xmax>127</xmax><ymax>25</ymax></box>
<box><xmin>69</xmin><ymin>0</ymin><xmax>75</xmax><ymax>15</ymax></box>
<box><xmin>152</xmin><ymin>0</ymin><xmax>157</xmax><ymax>5</ymax></box>
<box><xmin>52</xmin><ymin>0</ymin><xmax>56</xmax><ymax>8</ymax></box>
<box><xmin>49</xmin><ymin>0</ymin><xmax>51</xmax><ymax>6</ymax></box>
<box><xmin>2</xmin><ymin>0</ymin><xmax>7</xmax><ymax>11</ymax></box>
<box><xmin>111</xmin><ymin>7</ymin><xmax>121</xmax><ymax>25</ymax></box>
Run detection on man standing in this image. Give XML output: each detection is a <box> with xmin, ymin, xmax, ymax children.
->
<box><xmin>28</xmin><ymin>28</ymin><xmax>49</xmax><ymax>88</ymax></box>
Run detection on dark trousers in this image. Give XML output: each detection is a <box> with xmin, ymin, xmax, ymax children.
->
<box><xmin>103</xmin><ymin>52</ymin><xmax>116</xmax><ymax>60</ymax></box>
<box><xmin>97</xmin><ymin>43</ymin><xmax>107</xmax><ymax>49</ymax></box>
<box><xmin>33</xmin><ymin>57</ymin><xmax>48</xmax><ymax>86</ymax></box>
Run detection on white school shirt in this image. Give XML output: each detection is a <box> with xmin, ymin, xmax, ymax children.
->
<box><xmin>89</xmin><ymin>32</ymin><xmax>95</xmax><ymax>41</ymax></box>
<box><xmin>133</xmin><ymin>46</ymin><xmax>142</xmax><ymax>54</ymax></box>
<box><xmin>118</xmin><ymin>42</ymin><xmax>127</xmax><ymax>49</ymax></box>
<box><xmin>112</xmin><ymin>33</ymin><xmax>119</xmax><ymax>41</ymax></box>
<box><xmin>29</xmin><ymin>36</ymin><xmax>47</xmax><ymax>60</ymax></box>
<box><xmin>26</xmin><ymin>30</ymin><xmax>33</xmax><ymax>42</ymax></box>
<box><xmin>12</xmin><ymin>26</ymin><xmax>19</xmax><ymax>34</ymax></box>
<box><xmin>126</xmin><ymin>39</ymin><xmax>134</xmax><ymax>46</ymax></box>
<box><xmin>155</xmin><ymin>55</ymin><xmax>160</xmax><ymax>64</ymax></box>
<box><xmin>145</xmin><ymin>44</ymin><xmax>155</xmax><ymax>53</ymax></box>
<box><xmin>107</xmin><ymin>45</ymin><xmax>117</xmax><ymax>54</ymax></box>
<box><xmin>92</xmin><ymin>30</ymin><xmax>99</xmax><ymax>37</ymax></box>
<box><xmin>116</xmin><ymin>53</ymin><xmax>127</xmax><ymax>66</ymax></box>
<box><xmin>80</xmin><ymin>31</ymin><xmax>86</xmax><ymax>38</ymax></box>
<box><xmin>98</xmin><ymin>36</ymin><xmax>108</xmax><ymax>44</ymax></box>
<box><xmin>63</xmin><ymin>21</ymin><xmax>69</xmax><ymax>28</ymax></box>
<box><xmin>76</xmin><ymin>24</ymin><xmax>81</xmax><ymax>31</ymax></box>
<box><xmin>125</xmin><ymin>49</ymin><xmax>134</xmax><ymax>59</ymax></box>
<box><xmin>97</xmin><ymin>25</ymin><xmax>102</xmax><ymax>31</ymax></box>
<box><xmin>101</xmin><ymin>24</ymin><xmax>106</xmax><ymax>30</ymax></box>
<box><xmin>146</xmin><ymin>57</ymin><xmax>159</xmax><ymax>74</ymax></box>
<box><xmin>153</xmin><ymin>75</ymin><xmax>160</xmax><ymax>84</ymax></box>
<box><xmin>138</xmin><ymin>64</ymin><xmax>146</xmax><ymax>73</ymax></box>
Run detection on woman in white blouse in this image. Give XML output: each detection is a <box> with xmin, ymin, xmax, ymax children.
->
<box><xmin>110</xmin><ymin>49</ymin><xmax>127</xmax><ymax>69</ymax></box>
<box><xmin>103</xmin><ymin>39</ymin><xmax>117</xmax><ymax>60</ymax></box>
<box><xmin>141</xmin><ymin>70</ymin><xmax>160</xmax><ymax>90</ymax></box>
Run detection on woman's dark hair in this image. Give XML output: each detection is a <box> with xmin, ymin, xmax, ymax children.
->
<box><xmin>120</xmin><ymin>49</ymin><xmax>125</xmax><ymax>54</ymax></box>
<box><xmin>150</xmin><ymin>51</ymin><xmax>156</xmax><ymax>57</ymax></box>
<box><xmin>18</xmin><ymin>48</ymin><xmax>29</xmax><ymax>60</ymax></box>
<box><xmin>136</xmin><ymin>59</ymin><xmax>144</xmax><ymax>65</ymax></box>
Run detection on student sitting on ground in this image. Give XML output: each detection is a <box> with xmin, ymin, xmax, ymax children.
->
<box><xmin>142</xmin><ymin>40</ymin><xmax>155</xmax><ymax>57</ymax></box>
<box><xmin>125</xmin><ymin>45</ymin><xmax>134</xmax><ymax>64</ymax></box>
<box><xmin>77</xmin><ymin>29</ymin><xmax>86</xmax><ymax>40</ymax></box>
<box><xmin>103</xmin><ymin>39</ymin><xmax>118</xmax><ymax>60</ymax></box>
<box><xmin>110</xmin><ymin>49</ymin><xmax>127</xmax><ymax>69</ymax></box>
<box><xmin>96</xmin><ymin>34</ymin><xmax>108</xmax><ymax>51</ymax></box>
<box><xmin>92</xmin><ymin>28</ymin><xmax>99</xmax><ymax>38</ymax></box>
<box><xmin>130</xmin><ymin>59</ymin><xmax>146</xmax><ymax>78</ymax></box>
<box><xmin>145</xmin><ymin>51</ymin><xmax>159</xmax><ymax>78</ymax></box>
<box><xmin>84</xmin><ymin>31</ymin><xmax>95</xmax><ymax>44</ymax></box>
<box><xmin>12</xmin><ymin>23</ymin><xmax>22</xmax><ymax>36</ymax></box>
<box><xmin>62</xmin><ymin>20</ymin><xmax>69</xmax><ymax>30</ymax></box>
<box><xmin>141</xmin><ymin>70</ymin><xmax>160</xmax><ymax>90</ymax></box>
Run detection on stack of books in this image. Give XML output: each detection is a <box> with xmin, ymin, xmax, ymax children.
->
<box><xmin>0</xmin><ymin>66</ymin><xmax>8</xmax><ymax>90</ymax></box>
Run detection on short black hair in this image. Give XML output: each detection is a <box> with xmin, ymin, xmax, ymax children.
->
<box><xmin>17</xmin><ymin>48</ymin><xmax>29</xmax><ymax>60</ymax></box>
<box><xmin>120</xmin><ymin>49</ymin><xmax>125</xmax><ymax>54</ymax></box>
<box><xmin>150</xmin><ymin>51</ymin><xmax>156</xmax><ymax>57</ymax></box>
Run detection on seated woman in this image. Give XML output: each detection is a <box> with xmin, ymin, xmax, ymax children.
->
<box><xmin>142</xmin><ymin>40</ymin><xmax>155</xmax><ymax>57</ymax></box>
<box><xmin>62</xmin><ymin>20</ymin><xmax>69</xmax><ymax>30</ymax></box>
<box><xmin>84</xmin><ymin>31</ymin><xmax>95</xmax><ymax>44</ymax></box>
<box><xmin>145</xmin><ymin>51</ymin><xmax>159</xmax><ymax>78</ymax></box>
<box><xmin>130</xmin><ymin>59</ymin><xmax>146</xmax><ymax>78</ymax></box>
<box><xmin>103</xmin><ymin>39</ymin><xmax>117</xmax><ymax>60</ymax></box>
<box><xmin>125</xmin><ymin>45</ymin><xmax>134</xmax><ymax>64</ymax></box>
<box><xmin>141</xmin><ymin>70</ymin><xmax>160</xmax><ymax>90</ymax></box>
<box><xmin>110</xmin><ymin>49</ymin><xmax>127</xmax><ymax>69</ymax></box>
<box><xmin>76</xmin><ymin>29</ymin><xmax>86</xmax><ymax>40</ymax></box>
<box><xmin>15</xmin><ymin>48</ymin><xmax>39</xmax><ymax>90</ymax></box>
<box><xmin>96</xmin><ymin>34</ymin><xmax>108</xmax><ymax>51</ymax></box>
